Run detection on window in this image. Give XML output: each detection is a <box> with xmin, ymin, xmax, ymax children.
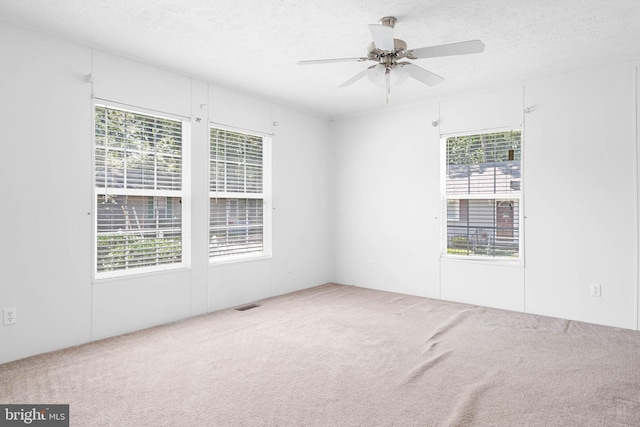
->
<box><xmin>443</xmin><ymin>130</ymin><xmax>522</xmax><ymax>258</ymax></box>
<box><xmin>209</xmin><ymin>127</ymin><xmax>270</xmax><ymax>261</ymax></box>
<box><xmin>95</xmin><ymin>105</ymin><xmax>187</xmax><ymax>276</ymax></box>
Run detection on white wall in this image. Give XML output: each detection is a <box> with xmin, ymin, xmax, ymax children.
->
<box><xmin>0</xmin><ymin>23</ymin><xmax>93</xmax><ymax>363</ymax></box>
<box><xmin>0</xmin><ymin>21</ymin><xmax>332</xmax><ymax>364</ymax></box>
<box><xmin>332</xmin><ymin>64</ymin><xmax>639</xmax><ymax>329</ymax></box>
<box><xmin>332</xmin><ymin>103</ymin><xmax>442</xmax><ymax>298</ymax></box>
<box><xmin>524</xmin><ymin>66</ymin><xmax>637</xmax><ymax>328</ymax></box>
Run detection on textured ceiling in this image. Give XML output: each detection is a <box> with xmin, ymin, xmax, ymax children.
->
<box><xmin>1</xmin><ymin>0</ymin><xmax>640</xmax><ymax>118</ymax></box>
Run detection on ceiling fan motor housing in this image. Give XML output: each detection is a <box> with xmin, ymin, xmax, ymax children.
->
<box><xmin>368</xmin><ymin>39</ymin><xmax>407</xmax><ymax>63</ymax></box>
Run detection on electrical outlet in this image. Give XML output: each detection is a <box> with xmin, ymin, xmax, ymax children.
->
<box><xmin>368</xmin><ymin>260</ymin><xmax>374</xmax><ymax>270</ymax></box>
<box><xmin>287</xmin><ymin>263</ymin><xmax>292</xmax><ymax>274</ymax></box>
<box><xmin>590</xmin><ymin>284</ymin><xmax>602</xmax><ymax>298</ymax></box>
<box><xmin>3</xmin><ymin>308</ymin><xmax>16</xmax><ymax>325</ymax></box>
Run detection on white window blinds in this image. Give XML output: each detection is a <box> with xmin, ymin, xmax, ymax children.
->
<box><xmin>446</xmin><ymin>131</ymin><xmax>521</xmax><ymax>195</ymax></box>
<box><xmin>209</xmin><ymin>127</ymin><xmax>266</xmax><ymax>259</ymax></box>
<box><xmin>95</xmin><ymin>105</ymin><xmax>185</xmax><ymax>275</ymax></box>
<box><xmin>444</xmin><ymin>130</ymin><xmax>522</xmax><ymax>258</ymax></box>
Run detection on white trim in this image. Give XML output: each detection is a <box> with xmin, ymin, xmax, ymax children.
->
<box><xmin>93</xmin><ymin>98</ymin><xmax>191</xmax><ymax>122</ymax></box>
<box><xmin>440</xmin><ymin>255</ymin><xmax>524</xmax><ymax>268</ymax></box>
<box><xmin>262</xmin><ymin>134</ymin><xmax>273</xmax><ymax>259</ymax></box>
<box><xmin>181</xmin><ymin>121</ymin><xmax>193</xmax><ymax>270</ymax></box>
<box><xmin>97</xmin><ymin>188</ymin><xmax>184</xmax><ymax>197</ymax></box>
<box><xmin>209</xmin><ymin>121</ymin><xmax>274</xmax><ymax>137</ymax></box>
<box><xmin>209</xmin><ymin>192</ymin><xmax>264</xmax><ymax>200</ymax></box>
<box><xmin>439</xmin><ymin>132</ymin><xmax>448</xmax><ymax>256</ymax></box>
<box><xmin>520</xmin><ymin>85</ymin><xmax>528</xmax><ymax>305</ymax></box>
<box><xmin>90</xmin><ymin>89</ymin><xmax>97</xmax><ymax>322</ymax></box>
<box><xmin>440</xmin><ymin>125</ymin><xmax>524</xmax><ymax>139</ymax></box>
<box><xmin>94</xmin><ymin>265</ymin><xmax>191</xmax><ymax>283</ymax></box>
<box><xmin>209</xmin><ymin>253</ymin><xmax>272</xmax><ymax>267</ymax></box>
<box><xmin>444</xmin><ymin>194</ymin><xmax>521</xmax><ymax>201</ymax></box>
<box><xmin>634</xmin><ymin>65</ymin><xmax>639</xmax><ymax>330</ymax></box>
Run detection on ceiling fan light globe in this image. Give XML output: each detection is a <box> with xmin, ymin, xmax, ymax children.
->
<box><xmin>391</xmin><ymin>66</ymin><xmax>409</xmax><ymax>86</ymax></box>
<box><xmin>367</xmin><ymin>64</ymin><xmax>387</xmax><ymax>87</ymax></box>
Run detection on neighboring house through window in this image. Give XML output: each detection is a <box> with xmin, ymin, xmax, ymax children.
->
<box><xmin>209</xmin><ymin>127</ymin><xmax>270</xmax><ymax>261</ymax></box>
<box><xmin>443</xmin><ymin>130</ymin><xmax>522</xmax><ymax>258</ymax></box>
<box><xmin>94</xmin><ymin>105</ymin><xmax>187</xmax><ymax>277</ymax></box>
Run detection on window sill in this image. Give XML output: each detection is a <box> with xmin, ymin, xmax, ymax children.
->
<box><xmin>209</xmin><ymin>253</ymin><xmax>272</xmax><ymax>267</ymax></box>
<box><xmin>440</xmin><ymin>254</ymin><xmax>524</xmax><ymax>268</ymax></box>
<box><xmin>93</xmin><ymin>265</ymin><xmax>191</xmax><ymax>284</ymax></box>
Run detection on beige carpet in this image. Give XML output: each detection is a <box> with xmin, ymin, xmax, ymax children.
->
<box><xmin>2</xmin><ymin>283</ymin><xmax>640</xmax><ymax>426</ymax></box>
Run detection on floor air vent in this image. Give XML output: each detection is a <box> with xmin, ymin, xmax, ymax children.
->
<box><xmin>235</xmin><ymin>304</ymin><xmax>260</xmax><ymax>312</ymax></box>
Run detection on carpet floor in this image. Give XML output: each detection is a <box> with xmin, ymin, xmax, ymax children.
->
<box><xmin>2</xmin><ymin>283</ymin><xmax>640</xmax><ymax>426</ymax></box>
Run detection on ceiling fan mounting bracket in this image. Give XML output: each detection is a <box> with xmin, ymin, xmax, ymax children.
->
<box><xmin>378</xmin><ymin>16</ymin><xmax>397</xmax><ymax>28</ymax></box>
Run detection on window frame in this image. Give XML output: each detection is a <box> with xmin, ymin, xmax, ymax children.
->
<box><xmin>440</xmin><ymin>127</ymin><xmax>524</xmax><ymax>262</ymax></box>
<box><xmin>92</xmin><ymin>102</ymin><xmax>191</xmax><ymax>280</ymax></box>
<box><xmin>208</xmin><ymin>124</ymin><xmax>272</xmax><ymax>264</ymax></box>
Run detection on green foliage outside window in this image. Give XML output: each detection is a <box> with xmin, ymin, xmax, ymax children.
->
<box><xmin>446</xmin><ymin>130</ymin><xmax>521</xmax><ymax>166</ymax></box>
<box><xmin>97</xmin><ymin>234</ymin><xmax>181</xmax><ymax>272</ymax></box>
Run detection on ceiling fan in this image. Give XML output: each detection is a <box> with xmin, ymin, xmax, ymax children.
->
<box><xmin>298</xmin><ymin>16</ymin><xmax>485</xmax><ymax>101</ymax></box>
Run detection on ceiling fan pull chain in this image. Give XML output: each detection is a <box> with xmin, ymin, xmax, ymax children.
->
<box><xmin>385</xmin><ymin>70</ymin><xmax>391</xmax><ymax>103</ymax></box>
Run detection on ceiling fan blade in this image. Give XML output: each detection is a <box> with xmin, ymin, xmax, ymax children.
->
<box><xmin>368</xmin><ymin>24</ymin><xmax>394</xmax><ymax>51</ymax></box>
<box><xmin>298</xmin><ymin>57</ymin><xmax>368</xmax><ymax>65</ymax></box>
<box><xmin>339</xmin><ymin>66</ymin><xmax>375</xmax><ymax>87</ymax></box>
<box><xmin>407</xmin><ymin>40</ymin><xmax>485</xmax><ymax>59</ymax></box>
<box><xmin>401</xmin><ymin>63</ymin><xmax>444</xmax><ymax>86</ymax></box>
